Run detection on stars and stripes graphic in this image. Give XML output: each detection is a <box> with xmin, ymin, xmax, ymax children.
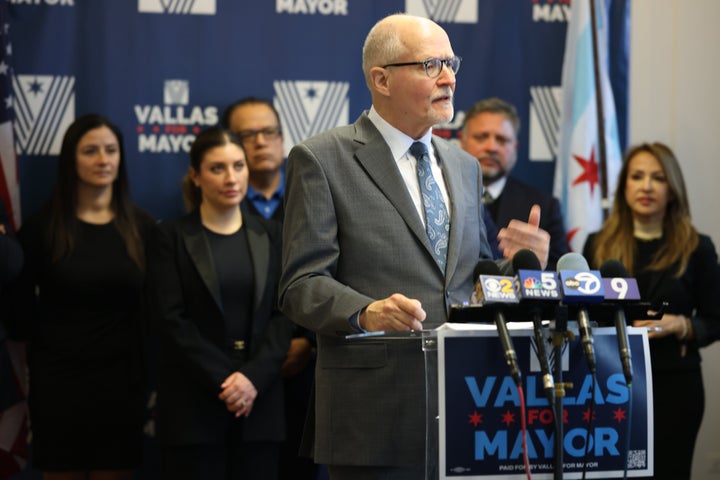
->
<box><xmin>0</xmin><ymin>5</ymin><xmax>19</xmax><ymax>230</ymax></box>
<box><xmin>553</xmin><ymin>0</ymin><xmax>622</xmax><ymax>253</ymax></box>
<box><xmin>138</xmin><ymin>0</ymin><xmax>216</xmax><ymax>15</ymax></box>
<box><xmin>273</xmin><ymin>80</ymin><xmax>349</xmax><ymax>157</ymax></box>
<box><xmin>13</xmin><ymin>74</ymin><xmax>75</xmax><ymax>157</ymax></box>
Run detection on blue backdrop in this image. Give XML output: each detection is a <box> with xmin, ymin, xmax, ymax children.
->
<box><xmin>7</xmin><ymin>0</ymin><xmax>629</xmax><ymax>224</ymax></box>
<box><xmin>4</xmin><ymin>1</ymin><xmax>629</xmax><ymax>477</ymax></box>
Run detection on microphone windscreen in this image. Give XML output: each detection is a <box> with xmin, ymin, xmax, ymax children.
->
<box><xmin>474</xmin><ymin>260</ymin><xmax>501</xmax><ymax>280</ymax></box>
<box><xmin>600</xmin><ymin>259</ymin><xmax>629</xmax><ymax>278</ymax></box>
<box><xmin>556</xmin><ymin>252</ymin><xmax>590</xmax><ymax>272</ymax></box>
<box><xmin>512</xmin><ymin>248</ymin><xmax>542</xmax><ymax>272</ymax></box>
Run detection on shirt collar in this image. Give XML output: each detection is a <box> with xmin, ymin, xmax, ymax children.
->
<box><xmin>485</xmin><ymin>175</ymin><xmax>507</xmax><ymax>200</ymax></box>
<box><xmin>247</xmin><ymin>170</ymin><xmax>285</xmax><ymax>201</ymax></box>
<box><xmin>367</xmin><ymin>106</ymin><xmax>435</xmax><ymax>163</ymax></box>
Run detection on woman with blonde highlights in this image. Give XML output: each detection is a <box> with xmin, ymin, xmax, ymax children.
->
<box><xmin>583</xmin><ymin>142</ymin><xmax>720</xmax><ymax>480</ymax></box>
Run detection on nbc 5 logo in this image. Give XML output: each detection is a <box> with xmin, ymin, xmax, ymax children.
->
<box><xmin>405</xmin><ymin>0</ymin><xmax>477</xmax><ymax>24</ymax></box>
<box><xmin>12</xmin><ymin>75</ymin><xmax>75</xmax><ymax>156</ymax></box>
<box><xmin>138</xmin><ymin>0</ymin><xmax>216</xmax><ymax>15</ymax></box>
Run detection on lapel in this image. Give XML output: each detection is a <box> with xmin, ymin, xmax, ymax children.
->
<box><xmin>181</xmin><ymin>211</ymin><xmax>223</xmax><ymax>312</ymax></box>
<box><xmin>180</xmin><ymin>208</ymin><xmax>270</xmax><ymax>313</ymax></box>
<box><xmin>243</xmin><ymin>211</ymin><xmax>270</xmax><ymax>312</ymax></box>
<box><xmin>352</xmin><ymin>115</ymin><xmax>431</xmax><ymax>258</ymax></box>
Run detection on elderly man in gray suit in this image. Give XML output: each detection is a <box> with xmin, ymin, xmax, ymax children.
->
<box><xmin>279</xmin><ymin>13</ymin><xmax>551</xmax><ymax>480</ymax></box>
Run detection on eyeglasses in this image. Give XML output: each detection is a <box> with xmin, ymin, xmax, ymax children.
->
<box><xmin>382</xmin><ymin>56</ymin><xmax>462</xmax><ymax>78</ymax></box>
<box><xmin>235</xmin><ymin>126</ymin><xmax>282</xmax><ymax>143</ymax></box>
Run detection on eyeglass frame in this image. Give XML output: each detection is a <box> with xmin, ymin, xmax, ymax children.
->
<box><xmin>234</xmin><ymin>126</ymin><xmax>282</xmax><ymax>143</ymax></box>
<box><xmin>381</xmin><ymin>56</ymin><xmax>462</xmax><ymax>78</ymax></box>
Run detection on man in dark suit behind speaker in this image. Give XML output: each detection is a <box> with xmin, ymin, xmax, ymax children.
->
<box><xmin>459</xmin><ymin>97</ymin><xmax>569</xmax><ymax>269</ymax></box>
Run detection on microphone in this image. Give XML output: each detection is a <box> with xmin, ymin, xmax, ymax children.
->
<box><xmin>470</xmin><ymin>260</ymin><xmax>500</xmax><ymax>305</ymax></box>
<box><xmin>473</xmin><ymin>260</ymin><xmax>522</xmax><ymax>386</ymax></box>
<box><xmin>512</xmin><ymin>249</ymin><xmax>558</xmax><ymax>406</ymax></box>
<box><xmin>556</xmin><ymin>253</ymin><xmax>604</xmax><ymax>374</ymax></box>
<box><xmin>600</xmin><ymin>259</ymin><xmax>639</xmax><ymax>386</ymax></box>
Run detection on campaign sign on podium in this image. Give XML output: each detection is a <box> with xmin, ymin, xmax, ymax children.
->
<box><xmin>437</xmin><ymin>325</ymin><xmax>653</xmax><ymax>479</ymax></box>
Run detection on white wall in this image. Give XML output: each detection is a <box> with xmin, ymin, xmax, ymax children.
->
<box><xmin>630</xmin><ymin>1</ymin><xmax>720</xmax><ymax>478</ymax></box>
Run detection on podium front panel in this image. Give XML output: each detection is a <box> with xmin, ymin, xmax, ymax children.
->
<box><xmin>437</xmin><ymin>325</ymin><xmax>653</xmax><ymax>479</ymax></box>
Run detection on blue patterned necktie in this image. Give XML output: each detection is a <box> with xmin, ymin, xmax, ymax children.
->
<box><xmin>410</xmin><ymin>141</ymin><xmax>449</xmax><ymax>272</ymax></box>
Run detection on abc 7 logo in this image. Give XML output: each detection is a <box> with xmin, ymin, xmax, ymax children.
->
<box><xmin>564</xmin><ymin>272</ymin><xmax>602</xmax><ymax>294</ymax></box>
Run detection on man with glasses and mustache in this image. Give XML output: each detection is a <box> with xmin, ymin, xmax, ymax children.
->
<box><xmin>280</xmin><ymin>14</ymin><xmax>551</xmax><ymax>479</ymax></box>
<box><xmin>459</xmin><ymin>97</ymin><xmax>568</xmax><ymax>269</ymax></box>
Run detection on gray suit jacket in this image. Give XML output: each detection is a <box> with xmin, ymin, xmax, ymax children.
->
<box><xmin>279</xmin><ymin>112</ymin><xmax>495</xmax><ymax>467</ymax></box>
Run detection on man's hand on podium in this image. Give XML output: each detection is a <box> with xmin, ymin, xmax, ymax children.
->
<box><xmin>360</xmin><ymin>293</ymin><xmax>426</xmax><ymax>332</ymax></box>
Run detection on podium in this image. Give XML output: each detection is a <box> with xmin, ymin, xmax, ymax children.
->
<box><xmin>350</xmin><ymin>323</ymin><xmax>654</xmax><ymax>479</ymax></box>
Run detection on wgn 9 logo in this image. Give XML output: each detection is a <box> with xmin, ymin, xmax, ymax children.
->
<box><xmin>602</xmin><ymin>277</ymin><xmax>641</xmax><ymax>301</ymax></box>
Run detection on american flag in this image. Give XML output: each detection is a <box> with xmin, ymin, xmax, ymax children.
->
<box><xmin>0</xmin><ymin>2</ymin><xmax>28</xmax><ymax>477</ymax></box>
<box><xmin>0</xmin><ymin>0</ymin><xmax>19</xmax><ymax>229</ymax></box>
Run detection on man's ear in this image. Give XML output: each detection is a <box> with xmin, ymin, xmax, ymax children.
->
<box><xmin>370</xmin><ymin>67</ymin><xmax>391</xmax><ymax>97</ymax></box>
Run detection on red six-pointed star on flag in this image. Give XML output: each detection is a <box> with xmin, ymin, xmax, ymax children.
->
<box><xmin>571</xmin><ymin>146</ymin><xmax>599</xmax><ymax>195</ymax></box>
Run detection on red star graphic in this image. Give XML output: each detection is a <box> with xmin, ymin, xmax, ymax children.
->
<box><xmin>612</xmin><ymin>407</ymin><xmax>627</xmax><ymax>423</ymax></box>
<box><xmin>571</xmin><ymin>146</ymin><xmax>599</xmax><ymax>195</ymax></box>
<box><xmin>500</xmin><ymin>410</ymin><xmax>516</xmax><ymax>427</ymax></box>
<box><xmin>581</xmin><ymin>407</ymin><xmax>596</xmax><ymax>423</ymax></box>
<box><xmin>468</xmin><ymin>410</ymin><xmax>483</xmax><ymax>427</ymax></box>
<box><xmin>137</xmin><ymin>125</ymin><xmax>144</xmax><ymax>133</ymax></box>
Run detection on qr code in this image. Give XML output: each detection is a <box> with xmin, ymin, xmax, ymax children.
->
<box><xmin>627</xmin><ymin>450</ymin><xmax>647</xmax><ymax>469</ymax></box>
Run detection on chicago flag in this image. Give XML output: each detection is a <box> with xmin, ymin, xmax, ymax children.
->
<box><xmin>553</xmin><ymin>0</ymin><xmax>622</xmax><ymax>253</ymax></box>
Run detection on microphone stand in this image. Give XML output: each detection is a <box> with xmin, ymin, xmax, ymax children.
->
<box><xmin>551</xmin><ymin>305</ymin><xmax>570</xmax><ymax>480</ymax></box>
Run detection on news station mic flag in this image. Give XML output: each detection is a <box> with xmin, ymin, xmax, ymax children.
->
<box><xmin>553</xmin><ymin>0</ymin><xmax>622</xmax><ymax>253</ymax></box>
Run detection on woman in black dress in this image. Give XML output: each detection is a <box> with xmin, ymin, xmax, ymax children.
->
<box><xmin>10</xmin><ymin>114</ymin><xmax>154</xmax><ymax>480</ymax></box>
<box><xmin>151</xmin><ymin>127</ymin><xmax>293</xmax><ymax>480</ymax></box>
<box><xmin>583</xmin><ymin>142</ymin><xmax>720</xmax><ymax>480</ymax></box>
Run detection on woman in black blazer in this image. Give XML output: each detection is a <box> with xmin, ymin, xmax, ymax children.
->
<box><xmin>151</xmin><ymin>127</ymin><xmax>294</xmax><ymax>480</ymax></box>
<box><xmin>583</xmin><ymin>142</ymin><xmax>720</xmax><ymax>480</ymax></box>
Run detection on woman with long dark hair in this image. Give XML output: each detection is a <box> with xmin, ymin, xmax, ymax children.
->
<box><xmin>152</xmin><ymin>126</ymin><xmax>293</xmax><ymax>480</ymax></box>
<box><xmin>583</xmin><ymin>142</ymin><xmax>720</xmax><ymax>480</ymax></box>
<box><xmin>10</xmin><ymin>114</ymin><xmax>155</xmax><ymax>479</ymax></box>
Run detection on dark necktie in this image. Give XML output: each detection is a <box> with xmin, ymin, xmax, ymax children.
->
<box><xmin>482</xmin><ymin>190</ymin><xmax>494</xmax><ymax>205</ymax></box>
<box><xmin>410</xmin><ymin>141</ymin><xmax>449</xmax><ymax>272</ymax></box>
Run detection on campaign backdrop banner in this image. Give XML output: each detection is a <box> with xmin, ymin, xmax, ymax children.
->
<box><xmin>6</xmin><ymin>0</ymin><xmax>629</xmax><ymax>224</ymax></box>
<box><xmin>438</xmin><ymin>325</ymin><xmax>652</xmax><ymax>479</ymax></box>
